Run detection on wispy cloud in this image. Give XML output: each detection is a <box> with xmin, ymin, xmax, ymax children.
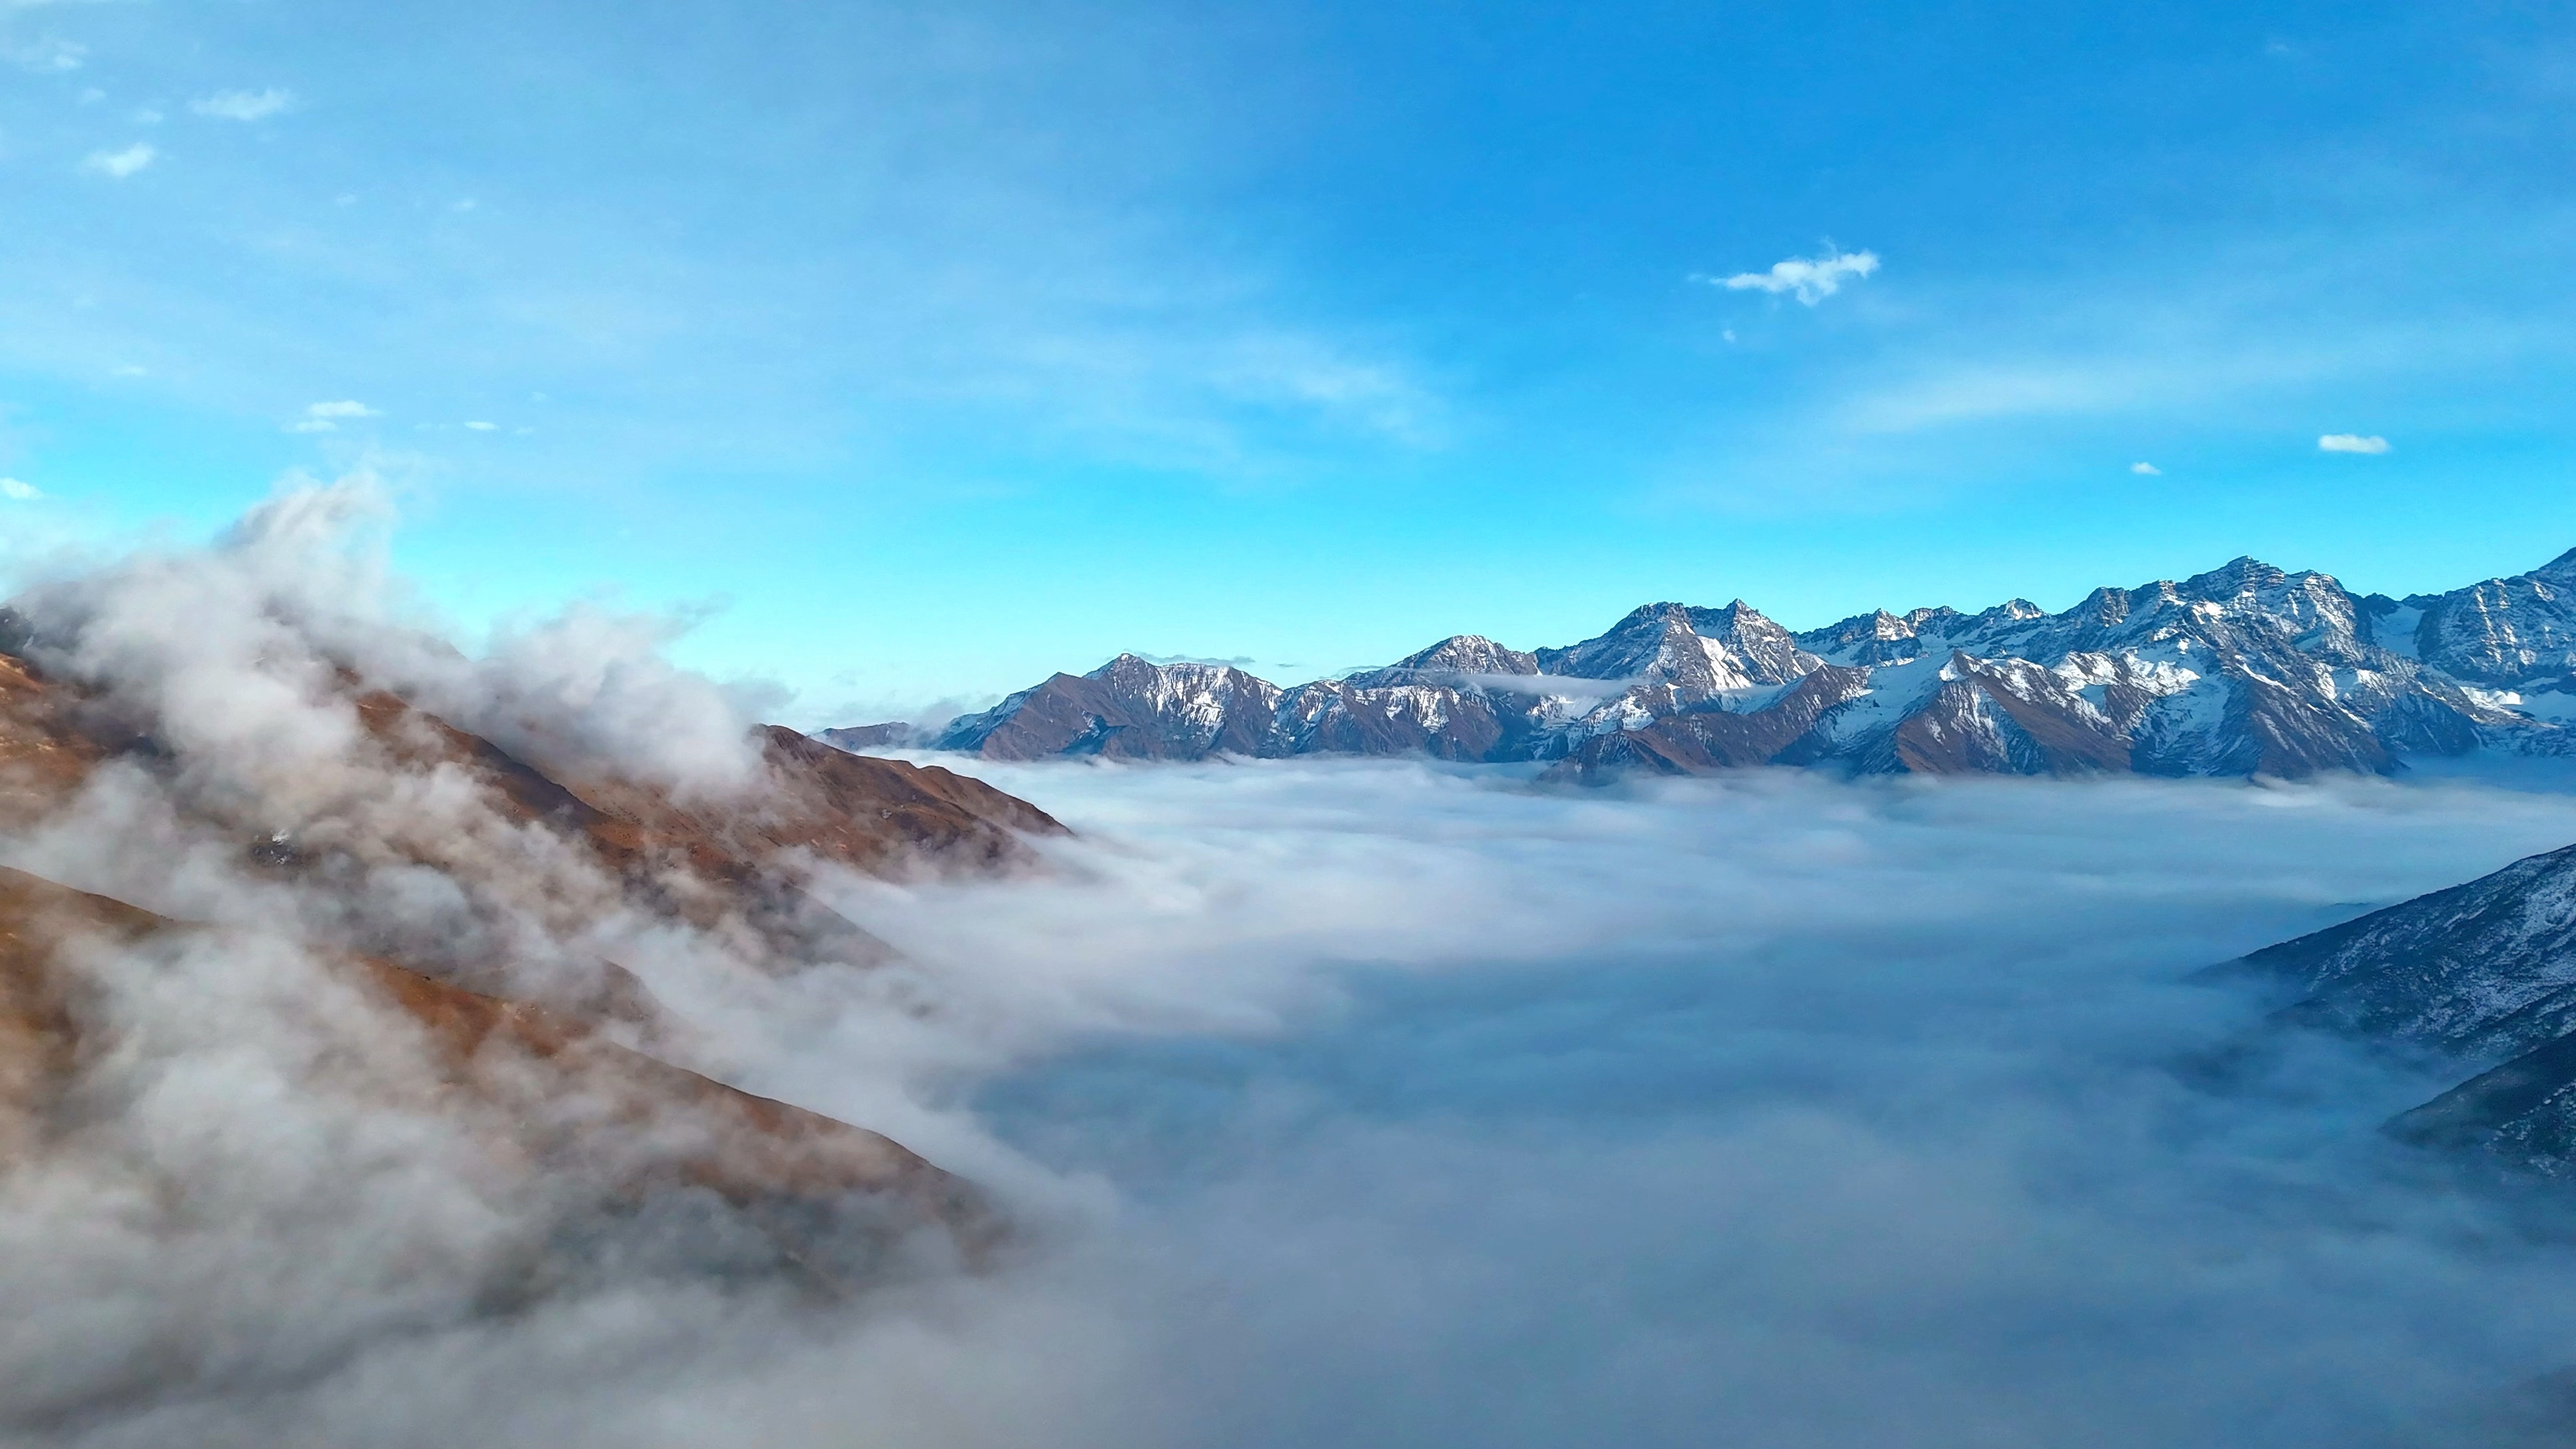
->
<box><xmin>81</xmin><ymin>142</ymin><xmax>155</xmax><ymax>178</ymax></box>
<box><xmin>2318</xmin><ymin>433</ymin><xmax>2392</xmax><ymax>455</ymax></box>
<box><xmin>9</xmin><ymin>36</ymin><xmax>85</xmax><ymax>72</ymax></box>
<box><xmin>1211</xmin><ymin>334</ymin><xmax>1445</xmax><ymax>447</ymax></box>
<box><xmin>191</xmin><ymin>87</ymin><xmax>294</xmax><ymax>121</ymax></box>
<box><xmin>1709</xmin><ymin>246</ymin><xmax>1881</xmax><ymax>305</ymax></box>
<box><xmin>463</xmin><ymin>420</ymin><xmax>498</xmax><ymax>431</ymax></box>
<box><xmin>289</xmin><ymin>400</ymin><xmax>382</xmax><ymax>433</ymax></box>
<box><xmin>2131</xmin><ymin>461</ymin><xmax>2162</xmax><ymax>475</ymax></box>
<box><xmin>0</xmin><ymin>477</ymin><xmax>42</xmax><ymax>501</ymax></box>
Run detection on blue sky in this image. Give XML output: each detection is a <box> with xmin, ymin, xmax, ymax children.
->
<box><xmin>1</xmin><ymin>0</ymin><xmax>2570</xmax><ymax>722</ymax></box>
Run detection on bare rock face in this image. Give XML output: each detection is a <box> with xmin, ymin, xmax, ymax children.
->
<box><xmin>886</xmin><ymin>546</ymin><xmax>2576</xmax><ymax>782</ymax></box>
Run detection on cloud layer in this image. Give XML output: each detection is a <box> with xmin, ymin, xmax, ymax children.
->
<box><xmin>830</xmin><ymin>756</ymin><xmax>2576</xmax><ymax>1448</ymax></box>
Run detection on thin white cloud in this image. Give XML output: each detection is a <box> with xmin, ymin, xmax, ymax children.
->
<box><xmin>1214</xmin><ymin>335</ymin><xmax>1444</xmax><ymax>447</ymax></box>
<box><xmin>1713</xmin><ymin>246</ymin><xmax>1881</xmax><ymax>305</ymax></box>
<box><xmin>192</xmin><ymin>87</ymin><xmax>294</xmax><ymax>122</ymax></box>
<box><xmin>81</xmin><ymin>142</ymin><xmax>155</xmax><ymax>178</ymax></box>
<box><xmin>288</xmin><ymin>400</ymin><xmax>382</xmax><ymax>433</ymax></box>
<box><xmin>2318</xmin><ymin>433</ymin><xmax>2392</xmax><ymax>455</ymax></box>
<box><xmin>464</xmin><ymin>421</ymin><xmax>498</xmax><ymax>431</ymax></box>
<box><xmin>0</xmin><ymin>477</ymin><xmax>42</xmax><ymax>501</ymax></box>
<box><xmin>11</xmin><ymin>37</ymin><xmax>84</xmax><ymax>72</ymax></box>
<box><xmin>2131</xmin><ymin>461</ymin><xmax>2162</xmax><ymax>475</ymax></box>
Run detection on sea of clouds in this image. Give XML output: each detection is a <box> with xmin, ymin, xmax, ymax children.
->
<box><xmin>785</xmin><ymin>759</ymin><xmax>2576</xmax><ymax>1449</ymax></box>
<box><xmin>12</xmin><ymin>483</ymin><xmax>2576</xmax><ymax>1446</ymax></box>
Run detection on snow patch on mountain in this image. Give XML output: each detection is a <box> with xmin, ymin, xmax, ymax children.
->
<box><xmin>835</xmin><ymin>547</ymin><xmax>2576</xmax><ymax>781</ymax></box>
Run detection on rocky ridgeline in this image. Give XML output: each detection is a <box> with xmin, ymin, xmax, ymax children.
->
<box><xmin>2237</xmin><ymin>839</ymin><xmax>2576</xmax><ymax>1177</ymax></box>
<box><xmin>831</xmin><ymin>549</ymin><xmax>2576</xmax><ymax>781</ymax></box>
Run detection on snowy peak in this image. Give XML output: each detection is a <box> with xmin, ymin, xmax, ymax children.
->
<box><xmin>1347</xmin><ymin>634</ymin><xmax>1540</xmax><ymax>687</ymax></box>
<box><xmin>863</xmin><ymin>545</ymin><xmax>2576</xmax><ymax>781</ymax></box>
<box><xmin>1532</xmin><ymin>600</ymin><xmax>1817</xmax><ymax>695</ymax></box>
<box><xmin>2178</xmin><ymin>556</ymin><xmax>2290</xmax><ymax>603</ymax></box>
<box><xmin>2404</xmin><ymin>555</ymin><xmax>2576</xmax><ymax>688</ymax></box>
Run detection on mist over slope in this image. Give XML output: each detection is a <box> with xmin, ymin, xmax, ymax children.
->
<box><xmin>0</xmin><ymin>480</ymin><xmax>1077</xmax><ymax>1446</ymax></box>
<box><xmin>12</xmin><ymin>486</ymin><xmax>2576</xmax><ymax>1444</ymax></box>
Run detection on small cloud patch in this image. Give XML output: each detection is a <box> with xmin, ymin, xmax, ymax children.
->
<box><xmin>2319</xmin><ymin>433</ymin><xmax>2392</xmax><ymax>455</ymax></box>
<box><xmin>290</xmin><ymin>400</ymin><xmax>382</xmax><ymax>433</ymax></box>
<box><xmin>0</xmin><ymin>478</ymin><xmax>43</xmax><ymax>502</ymax></box>
<box><xmin>2130</xmin><ymin>462</ymin><xmax>2161</xmax><ymax>476</ymax></box>
<box><xmin>1709</xmin><ymin>246</ymin><xmax>1880</xmax><ymax>305</ymax></box>
<box><xmin>13</xmin><ymin>38</ymin><xmax>85</xmax><ymax>74</ymax></box>
<box><xmin>192</xmin><ymin>88</ymin><xmax>294</xmax><ymax>121</ymax></box>
<box><xmin>83</xmin><ymin>143</ymin><xmax>156</xmax><ymax>178</ymax></box>
<box><xmin>464</xmin><ymin>421</ymin><xmax>498</xmax><ymax>431</ymax></box>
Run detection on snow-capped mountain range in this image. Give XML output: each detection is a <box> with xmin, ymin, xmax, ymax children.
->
<box><xmin>833</xmin><ymin>548</ymin><xmax>2576</xmax><ymax>779</ymax></box>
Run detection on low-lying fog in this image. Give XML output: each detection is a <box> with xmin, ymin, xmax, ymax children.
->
<box><xmin>749</xmin><ymin>759</ymin><xmax>2576</xmax><ymax>1449</ymax></box>
<box><xmin>16</xmin><ymin>488</ymin><xmax>2576</xmax><ymax>1446</ymax></box>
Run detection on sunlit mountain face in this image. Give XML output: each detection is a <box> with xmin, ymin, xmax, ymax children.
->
<box><xmin>860</xmin><ymin>549</ymin><xmax>2576</xmax><ymax>784</ymax></box>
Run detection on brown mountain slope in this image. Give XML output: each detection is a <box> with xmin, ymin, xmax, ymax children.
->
<box><xmin>0</xmin><ymin>641</ymin><xmax>1062</xmax><ymax>1283</ymax></box>
<box><xmin>0</xmin><ymin>649</ymin><xmax>1065</xmax><ymax>998</ymax></box>
<box><xmin>0</xmin><ymin>864</ymin><xmax>990</xmax><ymax>1264</ymax></box>
<box><xmin>349</xmin><ymin>690</ymin><xmax>1065</xmax><ymax>890</ymax></box>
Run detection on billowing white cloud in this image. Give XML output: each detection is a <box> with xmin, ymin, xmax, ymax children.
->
<box><xmin>80</xmin><ymin>142</ymin><xmax>155</xmax><ymax>178</ymax></box>
<box><xmin>191</xmin><ymin>87</ymin><xmax>296</xmax><ymax>121</ymax></box>
<box><xmin>2131</xmin><ymin>461</ymin><xmax>2162</xmax><ymax>475</ymax></box>
<box><xmin>2319</xmin><ymin>433</ymin><xmax>2392</xmax><ymax>455</ymax></box>
<box><xmin>1713</xmin><ymin>246</ymin><xmax>1881</xmax><ymax>305</ymax></box>
<box><xmin>289</xmin><ymin>400</ymin><xmax>382</xmax><ymax>433</ymax></box>
<box><xmin>0</xmin><ymin>477</ymin><xmax>42</xmax><ymax>500</ymax></box>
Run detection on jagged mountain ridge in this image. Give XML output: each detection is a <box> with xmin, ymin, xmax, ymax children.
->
<box><xmin>2235</xmin><ymin>841</ymin><xmax>2576</xmax><ymax>1175</ymax></box>
<box><xmin>839</xmin><ymin>547</ymin><xmax>2576</xmax><ymax>780</ymax></box>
